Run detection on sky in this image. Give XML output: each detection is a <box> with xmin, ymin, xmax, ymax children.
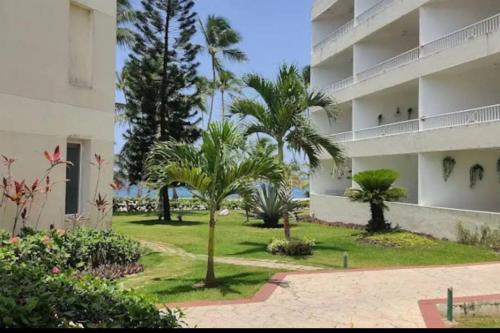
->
<box><xmin>114</xmin><ymin>0</ymin><xmax>313</xmax><ymax>155</ymax></box>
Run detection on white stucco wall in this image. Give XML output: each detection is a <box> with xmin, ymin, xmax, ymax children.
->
<box><xmin>312</xmin><ymin>49</ymin><xmax>354</xmax><ymax>89</ymax></box>
<box><xmin>311</xmin><ymin>159</ymin><xmax>352</xmax><ymax>195</ymax></box>
<box><xmin>352</xmin><ymin>154</ymin><xmax>418</xmax><ymax>204</ymax></box>
<box><xmin>312</xmin><ymin>102</ymin><xmax>352</xmax><ymax>135</ymax></box>
<box><xmin>353</xmin><ymin>85</ymin><xmax>418</xmax><ymax>130</ymax></box>
<box><xmin>354</xmin><ymin>0</ymin><xmax>381</xmax><ymax>18</ymax></box>
<box><xmin>311</xmin><ymin>194</ymin><xmax>500</xmax><ymax>241</ymax></box>
<box><xmin>0</xmin><ymin>0</ymin><xmax>116</xmax><ymax>233</ymax></box>
<box><xmin>420</xmin><ymin>0</ymin><xmax>500</xmax><ymax>45</ymax></box>
<box><xmin>419</xmin><ymin>150</ymin><xmax>500</xmax><ymax>213</ymax></box>
<box><xmin>420</xmin><ymin>65</ymin><xmax>500</xmax><ymax>118</ymax></box>
<box><xmin>354</xmin><ymin>15</ymin><xmax>419</xmax><ymax>73</ymax></box>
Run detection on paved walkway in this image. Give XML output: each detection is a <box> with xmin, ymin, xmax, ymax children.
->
<box><xmin>141</xmin><ymin>240</ymin><xmax>323</xmax><ymax>271</ymax></box>
<box><xmin>175</xmin><ymin>263</ymin><xmax>500</xmax><ymax>328</ymax></box>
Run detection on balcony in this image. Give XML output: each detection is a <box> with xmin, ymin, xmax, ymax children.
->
<box><xmin>325</xmin><ymin>104</ymin><xmax>500</xmax><ymax>144</ymax></box>
<box><xmin>323</xmin><ymin>12</ymin><xmax>500</xmax><ymax>98</ymax></box>
<box><xmin>421</xmin><ymin>104</ymin><xmax>500</xmax><ymax>131</ymax></box>
<box><xmin>354</xmin><ymin>119</ymin><xmax>419</xmax><ymax>140</ymax></box>
<box><xmin>313</xmin><ymin>0</ymin><xmax>391</xmax><ymax>54</ymax></box>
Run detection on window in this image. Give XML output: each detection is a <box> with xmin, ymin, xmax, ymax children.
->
<box><xmin>65</xmin><ymin>143</ymin><xmax>81</xmax><ymax>215</ymax></box>
<box><xmin>69</xmin><ymin>3</ymin><xmax>93</xmax><ymax>87</ymax></box>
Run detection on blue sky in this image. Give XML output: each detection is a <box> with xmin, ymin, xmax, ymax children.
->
<box><xmin>115</xmin><ymin>0</ymin><xmax>313</xmax><ymax>154</ymax></box>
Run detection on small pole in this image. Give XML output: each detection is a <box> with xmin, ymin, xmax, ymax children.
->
<box><xmin>343</xmin><ymin>252</ymin><xmax>348</xmax><ymax>269</ymax></box>
<box><xmin>447</xmin><ymin>287</ymin><xmax>453</xmax><ymax>322</ymax></box>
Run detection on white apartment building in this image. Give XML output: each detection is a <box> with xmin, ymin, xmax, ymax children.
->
<box><xmin>0</xmin><ymin>0</ymin><xmax>116</xmax><ymax>232</ymax></box>
<box><xmin>310</xmin><ymin>0</ymin><xmax>500</xmax><ymax>240</ymax></box>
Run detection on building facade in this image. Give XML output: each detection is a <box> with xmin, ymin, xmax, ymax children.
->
<box><xmin>310</xmin><ymin>0</ymin><xmax>500</xmax><ymax>240</ymax></box>
<box><xmin>0</xmin><ymin>0</ymin><xmax>116</xmax><ymax>232</ymax></box>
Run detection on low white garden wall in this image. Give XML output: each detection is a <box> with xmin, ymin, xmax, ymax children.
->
<box><xmin>310</xmin><ymin>194</ymin><xmax>500</xmax><ymax>241</ymax></box>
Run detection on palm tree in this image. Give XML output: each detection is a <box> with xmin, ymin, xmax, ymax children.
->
<box><xmin>230</xmin><ymin>64</ymin><xmax>343</xmax><ymax>239</ymax></box>
<box><xmin>115</xmin><ymin>70</ymin><xmax>130</xmax><ymax>126</ymax></box>
<box><xmin>345</xmin><ymin>169</ymin><xmax>406</xmax><ymax>233</ymax></box>
<box><xmin>117</xmin><ymin>0</ymin><xmax>137</xmax><ymax>48</ymax></box>
<box><xmin>146</xmin><ymin>121</ymin><xmax>281</xmax><ymax>287</ymax></box>
<box><xmin>217</xmin><ymin>70</ymin><xmax>243</xmax><ymax>119</ymax></box>
<box><xmin>199</xmin><ymin>15</ymin><xmax>247</xmax><ymax>125</ymax></box>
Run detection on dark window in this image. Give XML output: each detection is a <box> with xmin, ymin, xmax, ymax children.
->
<box><xmin>65</xmin><ymin>143</ymin><xmax>81</xmax><ymax>214</ymax></box>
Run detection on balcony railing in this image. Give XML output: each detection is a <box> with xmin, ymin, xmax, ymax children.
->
<box><xmin>357</xmin><ymin>47</ymin><xmax>420</xmax><ymax>82</ymax></box>
<box><xmin>421</xmin><ymin>104</ymin><xmax>500</xmax><ymax>131</ymax></box>
<box><xmin>421</xmin><ymin>13</ymin><xmax>500</xmax><ymax>57</ymax></box>
<box><xmin>328</xmin><ymin>131</ymin><xmax>353</xmax><ymax>143</ymax></box>
<box><xmin>313</xmin><ymin>19</ymin><xmax>355</xmax><ymax>51</ymax></box>
<box><xmin>329</xmin><ymin>76</ymin><xmax>355</xmax><ymax>92</ymax></box>
<box><xmin>355</xmin><ymin>0</ymin><xmax>394</xmax><ymax>24</ymax></box>
<box><xmin>354</xmin><ymin>119</ymin><xmax>419</xmax><ymax>140</ymax></box>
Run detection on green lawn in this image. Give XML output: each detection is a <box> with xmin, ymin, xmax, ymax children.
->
<box><xmin>454</xmin><ymin>315</ymin><xmax>500</xmax><ymax>328</ymax></box>
<box><xmin>118</xmin><ymin>251</ymin><xmax>279</xmax><ymax>304</ymax></box>
<box><xmin>114</xmin><ymin>210</ymin><xmax>500</xmax><ymax>269</ymax></box>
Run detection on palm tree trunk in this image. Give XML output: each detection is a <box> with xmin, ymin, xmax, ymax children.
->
<box><xmin>277</xmin><ymin>141</ymin><xmax>291</xmax><ymax>240</ymax></box>
<box><xmin>369</xmin><ymin>202</ymin><xmax>386</xmax><ymax>232</ymax></box>
<box><xmin>207</xmin><ymin>58</ymin><xmax>216</xmax><ymax>127</ymax></box>
<box><xmin>221</xmin><ymin>89</ymin><xmax>225</xmax><ymax>119</ymax></box>
<box><xmin>161</xmin><ymin>185</ymin><xmax>171</xmax><ymax>221</ymax></box>
<box><xmin>205</xmin><ymin>208</ymin><xmax>217</xmax><ymax>287</ymax></box>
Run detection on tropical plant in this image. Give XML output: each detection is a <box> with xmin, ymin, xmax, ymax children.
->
<box><xmin>217</xmin><ymin>69</ymin><xmax>243</xmax><ymax>118</ymax></box>
<box><xmin>443</xmin><ymin>156</ymin><xmax>456</xmax><ymax>182</ymax></box>
<box><xmin>470</xmin><ymin>164</ymin><xmax>485</xmax><ymax>188</ymax></box>
<box><xmin>345</xmin><ymin>169</ymin><xmax>406</xmax><ymax>233</ymax></box>
<box><xmin>116</xmin><ymin>0</ymin><xmax>137</xmax><ymax>48</ymax></box>
<box><xmin>230</xmin><ymin>64</ymin><xmax>343</xmax><ymax>239</ymax></box>
<box><xmin>146</xmin><ymin>121</ymin><xmax>281</xmax><ymax>287</ymax></box>
<box><xmin>267</xmin><ymin>237</ymin><xmax>315</xmax><ymax>256</ymax></box>
<box><xmin>250</xmin><ymin>183</ymin><xmax>299</xmax><ymax>228</ymax></box>
<box><xmin>199</xmin><ymin>15</ymin><xmax>247</xmax><ymax>125</ymax></box>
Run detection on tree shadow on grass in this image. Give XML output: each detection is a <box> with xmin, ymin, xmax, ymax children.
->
<box><xmin>152</xmin><ymin>272</ymin><xmax>271</xmax><ymax>298</ymax></box>
<box><xmin>230</xmin><ymin>241</ymin><xmax>268</xmax><ymax>256</ymax></box>
<box><xmin>128</xmin><ymin>219</ymin><xmax>204</xmax><ymax>227</ymax></box>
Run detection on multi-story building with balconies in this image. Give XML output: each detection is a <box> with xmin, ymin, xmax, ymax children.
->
<box><xmin>310</xmin><ymin>0</ymin><xmax>500</xmax><ymax>240</ymax></box>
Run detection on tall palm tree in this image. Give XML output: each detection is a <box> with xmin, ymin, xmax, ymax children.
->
<box><xmin>230</xmin><ymin>64</ymin><xmax>343</xmax><ymax>239</ymax></box>
<box><xmin>199</xmin><ymin>15</ymin><xmax>247</xmax><ymax>125</ymax></box>
<box><xmin>345</xmin><ymin>169</ymin><xmax>406</xmax><ymax>233</ymax></box>
<box><xmin>146</xmin><ymin>121</ymin><xmax>281</xmax><ymax>287</ymax></box>
<box><xmin>217</xmin><ymin>70</ymin><xmax>243</xmax><ymax>119</ymax></box>
<box><xmin>117</xmin><ymin>0</ymin><xmax>137</xmax><ymax>48</ymax></box>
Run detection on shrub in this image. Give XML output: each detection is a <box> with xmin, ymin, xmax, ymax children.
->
<box><xmin>0</xmin><ymin>228</ymin><xmax>142</xmax><ymax>272</ymax></box>
<box><xmin>0</xmin><ymin>230</ymin><xmax>70</xmax><ymax>271</ymax></box>
<box><xmin>267</xmin><ymin>237</ymin><xmax>315</xmax><ymax>256</ymax></box>
<box><xmin>457</xmin><ymin>223</ymin><xmax>500</xmax><ymax>251</ymax></box>
<box><xmin>357</xmin><ymin>231</ymin><xmax>436</xmax><ymax>248</ymax></box>
<box><xmin>0</xmin><ymin>263</ymin><xmax>183</xmax><ymax>328</ymax></box>
<box><xmin>63</xmin><ymin>228</ymin><xmax>142</xmax><ymax>268</ymax></box>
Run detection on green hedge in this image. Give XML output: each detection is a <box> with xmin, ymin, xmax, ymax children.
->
<box><xmin>0</xmin><ymin>263</ymin><xmax>182</xmax><ymax>328</ymax></box>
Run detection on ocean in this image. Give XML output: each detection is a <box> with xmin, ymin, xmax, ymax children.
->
<box><xmin>114</xmin><ymin>185</ymin><xmax>308</xmax><ymax>199</ymax></box>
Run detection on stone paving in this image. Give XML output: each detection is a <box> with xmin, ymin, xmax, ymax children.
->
<box><xmin>178</xmin><ymin>263</ymin><xmax>500</xmax><ymax>328</ymax></box>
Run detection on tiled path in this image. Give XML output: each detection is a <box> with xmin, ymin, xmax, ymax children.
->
<box><xmin>172</xmin><ymin>263</ymin><xmax>500</xmax><ymax>328</ymax></box>
<box><xmin>141</xmin><ymin>240</ymin><xmax>323</xmax><ymax>271</ymax></box>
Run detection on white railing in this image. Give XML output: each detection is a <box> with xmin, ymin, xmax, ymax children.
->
<box><xmin>421</xmin><ymin>104</ymin><xmax>500</xmax><ymax>131</ymax></box>
<box><xmin>355</xmin><ymin>0</ymin><xmax>394</xmax><ymax>24</ymax></box>
<box><xmin>421</xmin><ymin>13</ymin><xmax>500</xmax><ymax>57</ymax></box>
<box><xmin>354</xmin><ymin>119</ymin><xmax>419</xmax><ymax>140</ymax></box>
<box><xmin>328</xmin><ymin>131</ymin><xmax>353</xmax><ymax>143</ymax></box>
<box><xmin>329</xmin><ymin>76</ymin><xmax>355</xmax><ymax>92</ymax></box>
<box><xmin>357</xmin><ymin>47</ymin><xmax>420</xmax><ymax>82</ymax></box>
<box><xmin>313</xmin><ymin>19</ymin><xmax>355</xmax><ymax>51</ymax></box>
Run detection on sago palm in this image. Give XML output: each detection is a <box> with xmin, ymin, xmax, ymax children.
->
<box><xmin>199</xmin><ymin>15</ymin><xmax>247</xmax><ymax>125</ymax></box>
<box><xmin>146</xmin><ymin>121</ymin><xmax>282</xmax><ymax>287</ymax></box>
<box><xmin>230</xmin><ymin>64</ymin><xmax>343</xmax><ymax>239</ymax></box>
<box><xmin>345</xmin><ymin>169</ymin><xmax>406</xmax><ymax>233</ymax></box>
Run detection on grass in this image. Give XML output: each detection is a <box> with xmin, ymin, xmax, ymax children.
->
<box><xmin>454</xmin><ymin>315</ymin><xmax>500</xmax><ymax>328</ymax></box>
<box><xmin>113</xmin><ymin>210</ymin><xmax>500</xmax><ymax>269</ymax></box>
<box><xmin>118</xmin><ymin>250</ymin><xmax>279</xmax><ymax>304</ymax></box>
